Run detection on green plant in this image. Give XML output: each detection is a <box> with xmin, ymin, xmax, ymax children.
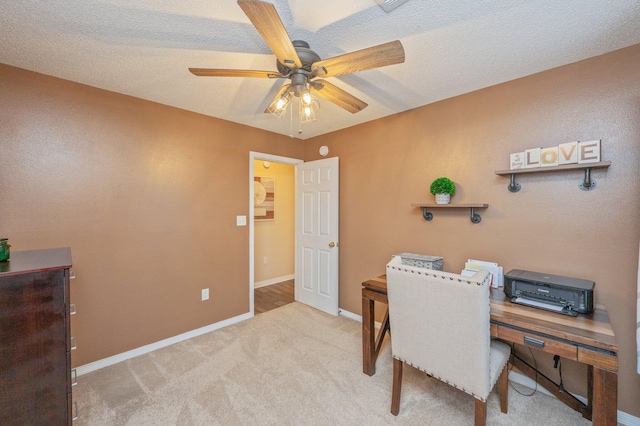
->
<box><xmin>430</xmin><ymin>177</ymin><xmax>456</xmax><ymax>195</ymax></box>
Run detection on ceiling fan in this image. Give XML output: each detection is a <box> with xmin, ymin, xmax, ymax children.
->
<box><xmin>189</xmin><ymin>0</ymin><xmax>405</xmax><ymax>119</ymax></box>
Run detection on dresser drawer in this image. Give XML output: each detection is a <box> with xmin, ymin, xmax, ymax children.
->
<box><xmin>497</xmin><ymin>325</ymin><xmax>577</xmax><ymax>360</ymax></box>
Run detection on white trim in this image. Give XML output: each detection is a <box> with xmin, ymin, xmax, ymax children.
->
<box><xmin>254</xmin><ymin>274</ymin><xmax>295</xmax><ymax>289</ymax></box>
<box><xmin>620</xmin><ymin>411</ymin><xmax>640</xmax><ymax>426</ymax></box>
<box><xmin>75</xmin><ymin>311</ymin><xmax>252</xmax><ymax>376</ymax></box>
<box><xmin>248</xmin><ymin>152</ymin><xmax>303</xmax><ymax>317</ymax></box>
<box><xmin>338</xmin><ymin>308</ymin><xmax>361</xmax><ymax>322</ymax></box>
<box><xmin>339</xmin><ymin>308</ymin><xmax>383</xmax><ymax>329</ymax></box>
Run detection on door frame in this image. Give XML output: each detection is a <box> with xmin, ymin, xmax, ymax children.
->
<box><xmin>249</xmin><ymin>152</ymin><xmax>303</xmax><ymax>315</ymax></box>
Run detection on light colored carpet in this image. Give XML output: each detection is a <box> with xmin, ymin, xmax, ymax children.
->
<box><xmin>74</xmin><ymin>302</ymin><xmax>592</xmax><ymax>425</ymax></box>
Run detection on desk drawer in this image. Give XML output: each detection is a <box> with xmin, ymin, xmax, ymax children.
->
<box><xmin>497</xmin><ymin>326</ymin><xmax>577</xmax><ymax>361</ymax></box>
<box><xmin>577</xmin><ymin>347</ymin><xmax>618</xmax><ymax>372</ymax></box>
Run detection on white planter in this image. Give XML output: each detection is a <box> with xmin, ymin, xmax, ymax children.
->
<box><xmin>435</xmin><ymin>194</ymin><xmax>451</xmax><ymax>204</ymax></box>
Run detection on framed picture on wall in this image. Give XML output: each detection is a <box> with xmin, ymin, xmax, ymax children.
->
<box><xmin>254</xmin><ymin>176</ymin><xmax>275</xmax><ymax>221</ymax></box>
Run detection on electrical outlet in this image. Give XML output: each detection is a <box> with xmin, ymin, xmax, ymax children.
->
<box><xmin>201</xmin><ymin>288</ymin><xmax>209</xmax><ymax>301</ymax></box>
<box><xmin>236</xmin><ymin>215</ymin><xmax>247</xmax><ymax>226</ymax></box>
<box><xmin>263</xmin><ymin>257</ymin><xmax>268</xmax><ymax>264</ymax></box>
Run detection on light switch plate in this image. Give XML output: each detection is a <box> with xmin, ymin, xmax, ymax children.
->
<box><xmin>236</xmin><ymin>215</ymin><xmax>247</xmax><ymax>226</ymax></box>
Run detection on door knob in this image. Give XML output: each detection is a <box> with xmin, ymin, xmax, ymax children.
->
<box><xmin>329</xmin><ymin>242</ymin><xmax>336</xmax><ymax>248</ymax></box>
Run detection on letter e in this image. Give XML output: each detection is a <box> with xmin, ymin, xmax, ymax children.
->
<box><xmin>578</xmin><ymin>140</ymin><xmax>601</xmax><ymax>164</ymax></box>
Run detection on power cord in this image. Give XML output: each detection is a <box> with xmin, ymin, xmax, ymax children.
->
<box><xmin>508</xmin><ymin>348</ymin><xmax>567</xmax><ymax>397</ymax></box>
<box><xmin>508</xmin><ymin>346</ymin><xmax>538</xmax><ymax>396</ymax></box>
<box><xmin>553</xmin><ymin>355</ymin><xmax>564</xmax><ymax>393</ymax></box>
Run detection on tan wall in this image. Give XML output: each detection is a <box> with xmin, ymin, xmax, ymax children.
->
<box><xmin>253</xmin><ymin>160</ymin><xmax>295</xmax><ymax>284</ymax></box>
<box><xmin>2</xmin><ymin>42</ymin><xmax>639</xmax><ymax>417</ymax></box>
<box><xmin>0</xmin><ymin>64</ymin><xmax>303</xmax><ymax>367</ymax></box>
<box><xmin>305</xmin><ymin>44</ymin><xmax>640</xmax><ymax>416</ymax></box>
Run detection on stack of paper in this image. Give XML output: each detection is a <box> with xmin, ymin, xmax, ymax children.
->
<box><xmin>461</xmin><ymin>259</ymin><xmax>503</xmax><ymax>288</ymax></box>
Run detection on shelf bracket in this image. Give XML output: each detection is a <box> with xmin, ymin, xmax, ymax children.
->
<box><xmin>470</xmin><ymin>207</ymin><xmax>482</xmax><ymax>224</ymax></box>
<box><xmin>420</xmin><ymin>207</ymin><xmax>433</xmax><ymax>221</ymax></box>
<box><xmin>508</xmin><ymin>174</ymin><xmax>521</xmax><ymax>193</ymax></box>
<box><xmin>420</xmin><ymin>206</ymin><xmax>483</xmax><ymax>224</ymax></box>
<box><xmin>578</xmin><ymin>167</ymin><xmax>597</xmax><ymax>191</ymax></box>
<box><xmin>497</xmin><ymin>161</ymin><xmax>609</xmax><ymax>193</ymax></box>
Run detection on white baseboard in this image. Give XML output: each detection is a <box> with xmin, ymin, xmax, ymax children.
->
<box><xmin>254</xmin><ymin>274</ymin><xmax>295</xmax><ymax>289</ymax></box>
<box><xmin>340</xmin><ymin>308</ymin><xmax>639</xmax><ymax>425</ymax></box>
<box><xmin>338</xmin><ymin>308</ymin><xmax>361</xmax><ymax>322</ymax></box>
<box><xmin>620</xmin><ymin>411</ymin><xmax>640</xmax><ymax>426</ymax></box>
<box><xmin>339</xmin><ymin>308</ymin><xmax>384</xmax><ymax>329</ymax></box>
<box><xmin>75</xmin><ymin>311</ymin><xmax>253</xmax><ymax>376</ymax></box>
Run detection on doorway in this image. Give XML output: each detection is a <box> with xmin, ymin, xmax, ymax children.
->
<box><xmin>249</xmin><ymin>152</ymin><xmax>303</xmax><ymax>315</ymax></box>
<box><xmin>249</xmin><ymin>152</ymin><xmax>340</xmax><ymax>317</ymax></box>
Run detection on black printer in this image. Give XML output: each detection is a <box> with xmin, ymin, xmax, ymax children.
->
<box><xmin>504</xmin><ymin>269</ymin><xmax>595</xmax><ymax>316</ymax></box>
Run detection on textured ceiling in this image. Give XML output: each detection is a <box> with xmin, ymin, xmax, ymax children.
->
<box><xmin>2</xmin><ymin>0</ymin><xmax>640</xmax><ymax>139</ymax></box>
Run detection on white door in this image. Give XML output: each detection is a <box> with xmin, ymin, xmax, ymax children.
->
<box><xmin>295</xmin><ymin>157</ymin><xmax>339</xmax><ymax>315</ymax></box>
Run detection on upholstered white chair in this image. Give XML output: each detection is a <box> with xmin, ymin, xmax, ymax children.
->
<box><xmin>386</xmin><ymin>256</ymin><xmax>510</xmax><ymax>425</ymax></box>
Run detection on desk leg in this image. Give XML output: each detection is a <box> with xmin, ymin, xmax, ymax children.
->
<box><xmin>585</xmin><ymin>365</ymin><xmax>593</xmax><ymax>420</ymax></box>
<box><xmin>591</xmin><ymin>367</ymin><xmax>617</xmax><ymax>426</ymax></box>
<box><xmin>362</xmin><ymin>296</ymin><xmax>376</xmax><ymax>376</ymax></box>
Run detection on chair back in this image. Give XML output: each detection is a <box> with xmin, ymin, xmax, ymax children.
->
<box><xmin>386</xmin><ymin>256</ymin><xmax>493</xmax><ymax>399</ymax></box>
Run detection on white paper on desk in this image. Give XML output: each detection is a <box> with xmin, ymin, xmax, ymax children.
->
<box><xmin>466</xmin><ymin>259</ymin><xmax>503</xmax><ymax>288</ymax></box>
<box><xmin>461</xmin><ymin>268</ymin><xmax>477</xmax><ymax>277</ymax></box>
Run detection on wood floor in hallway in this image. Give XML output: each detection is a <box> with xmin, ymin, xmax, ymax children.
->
<box><xmin>254</xmin><ymin>279</ymin><xmax>294</xmax><ymax>314</ymax></box>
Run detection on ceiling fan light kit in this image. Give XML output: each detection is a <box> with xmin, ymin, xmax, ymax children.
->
<box><xmin>299</xmin><ymin>96</ymin><xmax>319</xmax><ymax>123</ymax></box>
<box><xmin>266</xmin><ymin>87</ymin><xmax>292</xmax><ymax>118</ymax></box>
<box><xmin>188</xmin><ymin>0</ymin><xmax>405</xmax><ymax>129</ymax></box>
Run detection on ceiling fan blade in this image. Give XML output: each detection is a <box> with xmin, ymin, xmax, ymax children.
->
<box><xmin>189</xmin><ymin>68</ymin><xmax>279</xmax><ymax>78</ymax></box>
<box><xmin>264</xmin><ymin>84</ymin><xmax>292</xmax><ymax>114</ymax></box>
<box><xmin>237</xmin><ymin>0</ymin><xmax>302</xmax><ymax>69</ymax></box>
<box><xmin>312</xmin><ymin>40</ymin><xmax>405</xmax><ymax>78</ymax></box>
<box><xmin>311</xmin><ymin>80</ymin><xmax>368</xmax><ymax>114</ymax></box>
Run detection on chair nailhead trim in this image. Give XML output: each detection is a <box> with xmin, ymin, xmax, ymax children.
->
<box><xmin>394</xmin><ymin>356</ymin><xmax>486</xmax><ymax>401</ymax></box>
<box><xmin>386</xmin><ymin>264</ymin><xmax>490</xmax><ymax>287</ymax></box>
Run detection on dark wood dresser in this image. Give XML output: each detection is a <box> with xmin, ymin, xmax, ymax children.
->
<box><xmin>0</xmin><ymin>247</ymin><xmax>74</xmax><ymax>425</ymax></box>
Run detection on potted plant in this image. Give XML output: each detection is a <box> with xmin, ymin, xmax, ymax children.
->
<box><xmin>430</xmin><ymin>177</ymin><xmax>456</xmax><ymax>204</ymax></box>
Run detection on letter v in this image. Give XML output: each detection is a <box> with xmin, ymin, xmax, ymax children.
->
<box><xmin>559</xmin><ymin>144</ymin><xmax>576</xmax><ymax>160</ymax></box>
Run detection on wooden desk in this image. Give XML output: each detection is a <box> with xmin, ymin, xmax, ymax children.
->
<box><xmin>362</xmin><ymin>275</ymin><xmax>618</xmax><ymax>425</ymax></box>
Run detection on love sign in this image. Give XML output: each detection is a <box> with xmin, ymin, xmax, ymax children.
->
<box><xmin>510</xmin><ymin>140</ymin><xmax>601</xmax><ymax>170</ymax></box>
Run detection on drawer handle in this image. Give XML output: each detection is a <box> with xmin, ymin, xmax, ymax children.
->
<box><xmin>72</xmin><ymin>368</ymin><xmax>78</xmax><ymax>387</ymax></box>
<box><xmin>523</xmin><ymin>336</ymin><xmax>545</xmax><ymax>349</ymax></box>
<box><xmin>70</xmin><ymin>336</ymin><xmax>77</xmax><ymax>351</ymax></box>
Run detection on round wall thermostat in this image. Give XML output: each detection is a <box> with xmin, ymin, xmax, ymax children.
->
<box><xmin>319</xmin><ymin>146</ymin><xmax>329</xmax><ymax>157</ymax></box>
